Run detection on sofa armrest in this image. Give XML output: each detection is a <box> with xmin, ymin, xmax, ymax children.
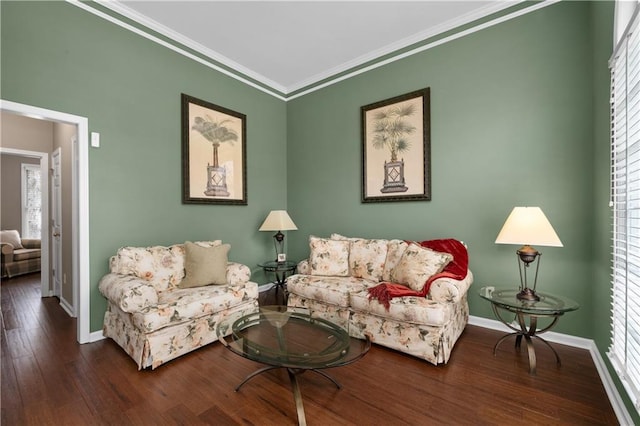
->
<box><xmin>98</xmin><ymin>273</ymin><xmax>159</xmax><ymax>313</ymax></box>
<box><xmin>21</xmin><ymin>239</ymin><xmax>41</xmax><ymax>249</ymax></box>
<box><xmin>226</xmin><ymin>262</ymin><xmax>251</xmax><ymax>285</ymax></box>
<box><xmin>1</xmin><ymin>243</ymin><xmax>15</xmax><ymax>262</ymax></box>
<box><xmin>428</xmin><ymin>270</ymin><xmax>474</xmax><ymax>303</ymax></box>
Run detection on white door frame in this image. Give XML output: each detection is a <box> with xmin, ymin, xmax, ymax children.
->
<box><xmin>2</xmin><ymin>148</ymin><xmax>50</xmax><ymax>296</ymax></box>
<box><xmin>1</xmin><ymin>99</ymin><xmax>91</xmax><ymax>344</ymax></box>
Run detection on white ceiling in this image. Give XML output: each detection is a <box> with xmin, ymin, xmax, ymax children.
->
<box><xmin>106</xmin><ymin>1</ymin><xmax>520</xmax><ymax>94</ymax></box>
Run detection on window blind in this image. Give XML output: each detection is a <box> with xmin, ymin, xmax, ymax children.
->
<box><xmin>610</xmin><ymin>4</ymin><xmax>640</xmax><ymax>412</ymax></box>
<box><xmin>21</xmin><ymin>164</ymin><xmax>41</xmax><ymax>240</ymax></box>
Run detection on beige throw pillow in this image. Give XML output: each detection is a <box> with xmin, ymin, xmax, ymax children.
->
<box><xmin>390</xmin><ymin>243</ymin><xmax>453</xmax><ymax>291</ymax></box>
<box><xmin>179</xmin><ymin>242</ymin><xmax>230</xmax><ymax>288</ymax></box>
<box><xmin>0</xmin><ymin>230</ymin><xmax>24</xmax><ymax>249</ymax></box>
<box><xmin>309</xmin><ymin>236</ymin><xmax>350</xmax><ymax>277</ymax></box>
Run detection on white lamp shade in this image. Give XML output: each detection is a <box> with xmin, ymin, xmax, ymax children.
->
<box><xmin>259</xmin><ymin>210</ymin><xmax>298</xmax><ymax>231</ymax></box>
<box><xmin>495</xmin><ymin>207</ymin><xmax>563</xmax><ymax>247</ymax></box>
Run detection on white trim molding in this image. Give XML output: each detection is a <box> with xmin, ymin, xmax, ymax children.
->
<box><xmin>0</xmin><ymin>99</ymin><xmax>91</xmax><ymax>345</ymax></box>
<box><xmin>67</xmin><ymin>0</ymin><xmax>558</xmax><ymax>100</ymax></box>
<box><xmin>66</xmin><ymin>0</ymin><xmax>287</xmax><ymax>101</ymax></box>
<box><xmin>468</xmin><ymin>315</ymin><xmax>633</xmax><ymax>425</ymax></box>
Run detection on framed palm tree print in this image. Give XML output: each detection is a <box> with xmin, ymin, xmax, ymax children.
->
<box><xmin>181</xmin><ymin>94</ymin><xmax>247</xmax><ymax>205</ymax></box>
<box><xmin>361</xmin><ymin>88</ymin><xmax>430</xmax><ymax>203</ymax></box>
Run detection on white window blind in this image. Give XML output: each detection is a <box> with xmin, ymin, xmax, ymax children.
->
<box><xmin>610</xmin><ymin>4</ymin><xmax>640</xmax><ymax>412</ymax></box>
<box><xmin>21</xmin><ymin>164</ymin><xmax>41</xmax><ymax>240</ymax></box>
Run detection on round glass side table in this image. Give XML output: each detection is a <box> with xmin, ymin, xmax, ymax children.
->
<box><xmin>258</xmin><ymin>260</ymin><xmax>297</xmax><ymax>304</ymax></box>
<box><xmin>479</xmin><ymin>287</ymin><xmax>579</xmax><ymax>375</ymax></box>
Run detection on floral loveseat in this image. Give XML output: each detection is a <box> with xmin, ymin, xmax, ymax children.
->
<box><xmin>287</xmin><ymin>234</ymin><xmax>473</xmax><ymax>365</ymax></box>
<box><xmin>99</xmin><ymin>241</ymin><xmax>259</xmax><ymax>369</ymax></box>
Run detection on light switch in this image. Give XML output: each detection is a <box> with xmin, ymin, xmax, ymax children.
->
<box><xmin>91</xmin><ymin>132</ymin><xmax>100</xmax><ymax>148</ymax></box>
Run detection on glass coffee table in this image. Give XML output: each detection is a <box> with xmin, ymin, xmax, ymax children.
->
<box><xmin>479</xmin><ymin>287</ymin><xmax>579</xmax><ymax>375</ymax></box>
<box><xmin>217</xmin><ymin>306</ymin><xmax>370</xmax><ymax>426</ymax></box>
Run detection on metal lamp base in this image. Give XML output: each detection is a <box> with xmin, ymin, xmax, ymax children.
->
<box><xmin>517</xmin><ymin>287</ymin><xmax>540</xmax><ymax>302</ymax></box>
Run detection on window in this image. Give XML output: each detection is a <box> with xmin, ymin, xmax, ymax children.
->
<box><xmin>610</xmin><ymin>3</ymin><xmax>640</xmax><ymax>413</ymax></box>
<box><xmin>21</xmin><ymin>163</ymin><xmax>41</xmax><ymax>239</ymax></box>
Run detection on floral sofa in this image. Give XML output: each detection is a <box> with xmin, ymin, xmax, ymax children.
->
<box><xmin>98</xmin><ymin>241</ymin><xmax>259</xmax><ymax>369</ymax></box>
<box><xmin>286</xmin><ymin>234</ymin><xmax>473</xmax><ymax>365</ymax></box>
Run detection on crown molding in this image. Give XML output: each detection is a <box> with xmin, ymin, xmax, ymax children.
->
<box><xmin>68</xmin><ymin>0</ymin><xmax>559</xmax><ymax>100</ymax></box>
<box><xmin>95</xmin><ymin>0</ymin><xmax>289</xmax><ymax>95</ymax></box>
<box><xmin>286</xmin><ymin>0</ymin><xmax>523</xmax><ymax>94</ymax></box>
<box><xmin>67</xmin><ymin>0</ymin><xmax>287</xmax><ymax>101</ymax></box>
<box><xmin>286</xmin><ymin>0</ymin><xmax>558</xmax><ymax>100</ymax></box>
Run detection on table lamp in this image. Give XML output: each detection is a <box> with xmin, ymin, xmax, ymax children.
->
<box><xmin>259</xmin><ymin>210</ymin><xmax>297</xmax><ymax>262</ymax></box>
<box><xmin>495</xmin><ymin>207</ymin><xmax>563</xmax><ymax>301</ymax></box>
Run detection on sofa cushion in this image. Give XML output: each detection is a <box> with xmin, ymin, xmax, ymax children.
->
<box><xmin>1</xmin><ymin>230</ymin><xmax>23</xmax><ymax>249</ymax></box>
<box><xmin>287</xmin><ymin>274</ymin><xmax>376</xmax><ymax>308</ymax></box>
<box><xmin>348</xmin><ymin>239</ymin><xmax>388</xmax><ymax>282</ymax></box>
<box><xmin>110</xmin><ymin>245</ymin><xmax>186</xmax><ymax>292</ymax></box>
<box><xmin>13</xmin><ymin>248</ymin><xmax>41</xmax><ymax>261</ymax></box>
<box><xmin>131</xmin><ymin>281</ymin><xmax>259</xmax><ymax>333</ymax></box>
<box><xmin>309</xmin><ymin>236</ymin><xmax>350</xmax><ymax>277</ymax></box>
<box><xmin>21</xmin><ymin>239</ymin><xmax>41</xmax><ymax>249</ymax></box>
<box><xmin>382</xmin><ymin>239</ymin><xmax>409</xmax><ymax>281</ymax></box>
<box><xmin>350</xmin><ymin>289</ymin><xmax>452</xmax><ymax>327</ymax></box>
<box><xmin>179</xmin><ymin>242</ymin><xmax>229</xmax><ymax>288</ymax></box>
<box><xmin>110</xmin><ymin>241</ymin><xmax>222</xmax><ymax>292</ymax></box>
<box><xmin>330</xmin><ymin>233</ymin><xmax>359</xmax><ymax>241</ymax></box>
<box><xmin>390</xmin><ymin>243</ymin><xmax>453</xmax><ymax>291</ymax></box>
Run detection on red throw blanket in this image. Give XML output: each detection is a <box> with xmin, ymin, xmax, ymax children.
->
<box><xmin>368</xmin><ymin>239</ymin><xmax>469</xmax><ymax>309</ymax></box>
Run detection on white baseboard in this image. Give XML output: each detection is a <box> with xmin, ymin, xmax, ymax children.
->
<box><xmin>59</xmin><ymin>296</ymin><xmax>76</xmax><ymax>318</ymax></box>
<box><xmin>88</xmin><ymin>330</ymin><xmax>105</xmax><ymax>343</ymax></box>
<box><xmin>468</xmin><ymin>315</ymin><xmax>633</xmax><ymax>425</ymax></box>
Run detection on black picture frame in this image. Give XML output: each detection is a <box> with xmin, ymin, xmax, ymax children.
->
<box><xmin>181</xmin><ymin>94</ymin><xmax>247</xmax><ymax>205</ymax></box>
<box><xmin>361</xmin><ymin>88</ymin><xmax>431</xmax><ymax>203</ymax></box>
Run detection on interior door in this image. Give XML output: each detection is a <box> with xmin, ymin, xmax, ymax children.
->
<box><xmin>51</xmin><ymin>148</ymin><xmax>62</xmax><ymax>298</ymax></box>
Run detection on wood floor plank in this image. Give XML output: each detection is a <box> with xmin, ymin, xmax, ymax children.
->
<box><xmin>0</xmin><ymin>274</ymin><xmax>621</xmax><ymax>425</ymax></box>
<box><xmin>12</xmin><ymin>355</ymin><xmax>48</xmax><ymax>407</ymax></box>
<box><xmin>0</xmin><ymin>327</ymin><xmax>25</xmax><ymax>424</ymax></box>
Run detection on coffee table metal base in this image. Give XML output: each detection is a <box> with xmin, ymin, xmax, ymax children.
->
<box><xmin>235</xmin><ymin>366</ymin><xmax>341</xmax><ymax>426</ymax></box>
<box><xmin>218</xmin><ymin>307</ymin><xmax>370</xmax><ymax>425</ymax></box>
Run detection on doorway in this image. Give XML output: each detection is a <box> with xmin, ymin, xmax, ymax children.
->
<box><xmin>0</xmin><ymin>100</ymin><xmax>90</xmax><ymax>344</ymax></box>
<box><xmin>1</xmin><ymin>148</ymin><xmax>50</xmax><ymax>294</ymax></box>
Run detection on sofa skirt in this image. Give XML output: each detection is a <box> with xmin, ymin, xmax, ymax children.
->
<box><xmin>287</xmin><ymin>294</ymin><xmax>469</xmax><ymax>365</ymax></box>
<box><xmin>3</xmin><ymin>257</ymin><xmax>41</xmax><ymax>278</ymax></box>
<box><xmin>103</xmin><ymin>300</ymin><xmax>259</xmax><ymax>369</ymax></box>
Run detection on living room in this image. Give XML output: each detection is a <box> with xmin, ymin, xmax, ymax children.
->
<box><xmin>1</xmin><ymin>0</ymin><xmax>627</xmax><ymax>423</ymax></box>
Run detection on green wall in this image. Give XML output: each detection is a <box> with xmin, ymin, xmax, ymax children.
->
<box><xmin>288</xmin><ymin>1</ymin><xmax>600</xmax><ymax>338</ymax></box>
<box><xmin>0</xmin><ymin>1</ymin><xmax>288</xmax><ymax>330</ymax></box>
<box><xmin>286</xmin><ymin>0</ymin><xmax>632</xmax><ymax>419</ymax></box>
<box><xmin>2</xmin><ymin>0</ymin><xmax>632</xmax><ymax>417</ymax></box>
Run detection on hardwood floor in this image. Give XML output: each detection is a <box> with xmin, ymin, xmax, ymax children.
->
<box><xmin>2</xmin><ymin>274</ymin><xmax>619</xmax><ymax>425</ymax></box>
